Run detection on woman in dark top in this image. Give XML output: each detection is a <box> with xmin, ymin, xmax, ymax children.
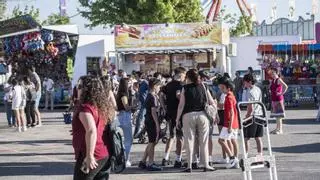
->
<box><xmin>138</xmin><ymin>78</ymin><xmax>163</xmax><ymax>171</ymax></box>
<box><xmin>72</xmin><ymin>75</ymin><xmax>115</xmax><ymax>180</ymax></box>
<box><xmin>116</xmin><ymin>78</ymin><xmax>136</xmax><ymax>166</ymax></box>
<box><xmin>175</xmin><ymin>69</ymin><xmax>216</xmax><ymax>173</ymax></box>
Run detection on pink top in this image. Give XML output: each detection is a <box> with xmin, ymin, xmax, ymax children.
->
<box><xmin>270</xmin><ymin>78</ymin><xmax>284</xmax><ymax>102</ymax></box>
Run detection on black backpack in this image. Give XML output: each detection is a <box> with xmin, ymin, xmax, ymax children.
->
<box><xmin>103</xmin><ymin>123</ymin><xmax>126</xmax><ymax>174</ymax></box>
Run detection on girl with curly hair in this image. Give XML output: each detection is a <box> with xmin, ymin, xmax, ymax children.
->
<box><xmin>72</xmin><ymin>75</ymin><xmax>115</xmax><ymax>180</ymax></box>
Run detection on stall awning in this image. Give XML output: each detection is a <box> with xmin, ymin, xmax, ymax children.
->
<box><xmin>117</xmin><ymin>48</ymin><xmax>216</xmax><ymax>55</ymax></box>
<box><xmin>258</xmin><ymin>43</ymin><xmax>320</xmax><ymax>53</ymax></box>
<box><xmin>42</xmin><ymin>25</ymin><xmax>79</xmax><ymax>35</ymax></box>
<box><xmin>0</xmin><ymin>15</ymin><xmax>41</xmax><ymax>38</ymax></box>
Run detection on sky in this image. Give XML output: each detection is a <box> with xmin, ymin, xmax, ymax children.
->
<box><xmin>4</xmin><ymin>0</ymin><xmax>320</xmax><ymax>34</ymax></box>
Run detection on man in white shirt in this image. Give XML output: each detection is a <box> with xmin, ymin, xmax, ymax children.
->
<box><xmin>43</xmin><ymin>77</ymin><xmax>55</xmax><ymax>111</ymax></box>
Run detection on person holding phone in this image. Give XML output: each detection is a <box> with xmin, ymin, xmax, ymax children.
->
<box><xmin>72</xmin><ymin>75</ymin><xmax>115</xmax><ymax>180</ymax></box>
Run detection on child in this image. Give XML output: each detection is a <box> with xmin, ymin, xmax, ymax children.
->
<box><xmin>138</xmin><ymin>78</ymin><xmax>163</xmax><ymax>171</ymax></box>
<box><xmin>11</xmin><ymin>78</ymin><xmax>27</xmax><ymax>132</ymax></box>
<box><xmin>217</xmin><ymin>77</ymin><xmax>240</xmax><ymax>169</ymax></box>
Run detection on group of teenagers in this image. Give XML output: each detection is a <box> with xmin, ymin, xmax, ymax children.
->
<box><xmin>70</xmin><ymin>65</ymin><xmax>290</xmax><ymax>179</ymax></box>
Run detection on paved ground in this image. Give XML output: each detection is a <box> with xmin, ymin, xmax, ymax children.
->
<box><xmin>0</xmin><ymin>108</ymin><xmax>319</xmax><ymax>180</ymax></box>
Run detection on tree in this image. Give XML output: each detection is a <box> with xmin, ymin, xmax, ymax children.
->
<box><xmin>217</xmin><ymin>7</ymin><xmax>253</xmax><ymax>37</ymax></box>
<box><xmin>78</xmin><ymin>0</ymin><xmax>204</xmax><ymax>27</ymax></box>
<box><xmin>42</xmin><ymin>13</ymin><xmax>70</xmax><ymax>25</ymax></box>
<box><xmin>11</xmin><ymin>5</ymin><xmax>40</xmax><ymax>22</ymax></box>
<box><xmin>0</xmin><ymin>0</ymin><xmax>6</xmax><ymax>20</ymax></box>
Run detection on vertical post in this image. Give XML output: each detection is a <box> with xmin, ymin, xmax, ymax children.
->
<box><xmin>169</xmin><ymin>53</ymin><xmax>173</xmax><ymax>75</ymax></box>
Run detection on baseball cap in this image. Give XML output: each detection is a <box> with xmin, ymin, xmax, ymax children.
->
<box><xmin>199</xmin><ymin>70</ymin><xmax>210</xmax><ymax>80</ymax></box>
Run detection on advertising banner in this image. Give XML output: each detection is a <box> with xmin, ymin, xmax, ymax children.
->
<box><xmin>115</xmin><ymin>22</ymin><xmax>229</xmax><ymax>50</ymax></box>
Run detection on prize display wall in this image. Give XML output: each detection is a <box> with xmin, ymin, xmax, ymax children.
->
<box><xmin>0</xmin><ymin>15</ymin><xmax>78</xmax><ymax>105</ymax></box>
<box><xmin>257</xmin><ymin>44</ymin><xmax>320</xmax><ymax>107</ymax></box>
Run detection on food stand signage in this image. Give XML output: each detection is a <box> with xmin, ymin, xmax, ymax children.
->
<box><xmin>115</xmin><ymin>22</ymin><xmax>229</xmax><ymax>50</ymax></box>
<box><xmin>0</xmin><ymin>15</ymin><xmax>40</xmax><ymax>36</ymax></box>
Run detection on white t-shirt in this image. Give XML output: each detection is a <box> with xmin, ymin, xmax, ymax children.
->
<box><xmin>218</xmin><ymin>93</ymin><xmax>226</xmax><ymax>110</ymax></box>
<box><xmin>12</xmin><ymin>85</ymin><xmax>26</xmax><ymax>109</ymax></box>
<box><xmin>43</xmin><ymin>78</ymin><xmax>55</xmax><ymax>92</ymax></box>
<box><xmin>246</xmin><ymin>85</ymin><xmax>263</xmax><ymax>115</ymax></box>
<box><xmin>3</xmin><ymin>83</ymin><xmax>12</xmax><ymax>102</ymax></box>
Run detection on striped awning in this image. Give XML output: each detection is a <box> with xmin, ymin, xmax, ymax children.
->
<box><xmin>118</xmin><ymin>48</ymin><xmax>214</xmax><ymax>55</ymax></box>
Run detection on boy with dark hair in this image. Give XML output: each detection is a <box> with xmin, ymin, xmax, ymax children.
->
<box><xmin>139</xmin><ymin>78</ymin><xmax>163</xmax><ymax>171</ymax></box>
<box><xmin>217</xmin><ymin>77</ymin><xmax>240</xmax><ymax>169</ymax></box>
<box><xmin>162</xmin><ymin>67</ymin><xmax>186</xmax><ymax>168</ymax></box>
<box><xmin>243</xmin><ymin>73</ymin><xmax>263</xmax><ymax>156</ymax></box>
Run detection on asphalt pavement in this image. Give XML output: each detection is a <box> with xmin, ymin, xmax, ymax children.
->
<box><xmin>0</xmin><ymin>109</ymin><xmax>319</xmax><ymax>180</ymax></box>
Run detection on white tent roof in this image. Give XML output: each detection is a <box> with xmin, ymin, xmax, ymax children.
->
<box><xmin>42</xmin><ymin>24</ymin><xmax>79</xmax><ymax>35</ymax></box>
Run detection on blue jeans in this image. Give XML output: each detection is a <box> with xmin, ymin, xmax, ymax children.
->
<box><xmin>118</xmin><ymin>111</ymin><xmax>133</xmax><ymax>161</ymax></box>
<box><xmin>5</xmin><ymin>101</ymin><xmax>15</xmax><ymax>126</ymax></box>
<box><xmin>134</xmin><ymin>106</ymin><xmax>146</xmax><ymax>138</ymax></box>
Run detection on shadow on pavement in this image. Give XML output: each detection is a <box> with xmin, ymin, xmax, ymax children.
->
<box><xmin>272</xmin><ymin>143</ymin><xmax>320</xmax><ymax>154</ymax></box>
<box><xmin>0</xmin><ymin>152</ymin><xmax>73</xmax><ymax>156</ymax></box>
<box><xmin>292</xmin><ymin>132</ymin><xmax>320</xmax><ymax>135</ymax></box>
<box><xmin>268</xmin><ymin>119</ymin><xmax>318</xmax><ymax>125</ymax></box>
<box><xmin>0</xmin><ymin>139</ymin><xmax>71</xmax><ymax>145</ymax></box>
<box><xmin>42</xmin><ymin>116</ymin><xmax>64</xmax><ymax>120</ymax></box>
<box><xmin>0</xmin><ymin>161</ymin><xmax>74</xmax><ymax>176</ymax></box>
<box><xmin>121</xmin><ymin>166</ymin><xmax>226</xmax><ymax>175</ymax></box>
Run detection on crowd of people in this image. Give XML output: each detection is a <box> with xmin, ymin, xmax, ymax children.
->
<box><xmin>3</xmin><ymin>66</ymin><xmax>43</xmax><ymax>132</ymax></box>
<box><xmin>70</xmin><ymin>64</ymin><xmax>291</xmax><ymax>179</ymax></box>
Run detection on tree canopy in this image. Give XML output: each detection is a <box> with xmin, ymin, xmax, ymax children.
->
<box><xmin>0</xmin><ymin>0</ymin><xmax>6</xmax><ymax>20</ymax></box>
<box><xmin>11</xmin><ymin>5</ymin><xmax>40</xmax><ymax>22</ymax></box>
<box><xmin>78</xmin><ymin>0</ymin><xmax>204</xmax><ymax>27</ymax></box>
<box><xmin>42</xmin><ymin>13</ymin><xmax>70</xmax><ymax>25</ymax></box>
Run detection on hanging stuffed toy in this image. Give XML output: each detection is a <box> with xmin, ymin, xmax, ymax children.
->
<box><xmin>293</xmin><ymin>63</ymin><xmax>302</xmax><ymax>79</ymax></box>
<box><xmin>301</xmin><ymin>63</ymin><xmax>309</xmax><ymax>78</ymax></box>
<box><xmin>4</xmin><ymin>37</ymin><xmax>12</xmax><ymax>55</ymax></box>
<box><xmin>41</xmin><ymin>30</ymin><xmax>54</xmax><ymax>42</ymax></box>
<box><xmin>46</xmin><ymin>42</ymin><xmax>59</xmax><ymax>57</ymax></box>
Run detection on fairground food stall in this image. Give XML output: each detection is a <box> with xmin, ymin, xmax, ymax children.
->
<box><xmin>257</xmin><ymin>44</ymin><xmax>320</xmax><ymax>108</ymax></box>
<box><xmin>0</xmin><ymin>15</ymin><xmax>79</xmax><ymax>105</ymax></box>
<box><xmin>114</xmin><ymin>22</ymin><xmax>230</xmax><ymax>75</ymax></box>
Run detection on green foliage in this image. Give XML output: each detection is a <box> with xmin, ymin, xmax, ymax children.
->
<box><xmin>230</xmin><ymin>15</ymin><xmax>253</xmax><ymax>37</ymax></box>
<box><xmin>66</xmin><ymin>57</ymin><xmax>74</xmax><ymax>80</ymax></box>
<box><xmin>0</xmin><ymin>0</ymin><xmax>6</xmax><ymax>20</ymax></box>
<box><xmin>217</xmin><ymin>8</ymin><xmax>253</xmax><ymax>37</ymax></box>
<box><xmin>78</xmin><ymin>0</ymin><xmax>204</xmax><ymax>27</ymax></box>
<box><xmin>42</xmin><ymin>13</ymin><xmax>70</xmax><ymax>25</ymax></box>
<box><xmin>11</xmin><ymin>5</ymin><xmax>40</xmax><ymax>22</ymax></box>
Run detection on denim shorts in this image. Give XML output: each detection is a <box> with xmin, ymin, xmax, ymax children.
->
<box><xmin>34</xmin><ymin>91</ymin><xmax>41</xmax><ymax>109</ymax></box>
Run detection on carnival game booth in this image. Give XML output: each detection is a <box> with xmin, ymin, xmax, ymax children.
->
<box><xmin>257</xmin><ymin>44</ymin><xmax>320</xmax><ymax>108</ymax></box>
<box><xmin>0</xmin><ymin>15</ymin><xmax>79</xmax><ymax>106</ymax></box>
<box><xmin>114</xmin><ymin>22</ymin><xmax>230</xmax><ymax>75</ymax></box>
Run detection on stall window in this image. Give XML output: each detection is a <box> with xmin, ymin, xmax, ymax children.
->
<box><xmin>87</xmin><ymin>57</ymin><xmax>101</xmax><ymax>75</ymax></box>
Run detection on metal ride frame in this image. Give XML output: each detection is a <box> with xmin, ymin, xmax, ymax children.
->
<box><xmin>237</xmin><ymin>101</ymin><xmax>278</xmax><ymax>180</ymax></box>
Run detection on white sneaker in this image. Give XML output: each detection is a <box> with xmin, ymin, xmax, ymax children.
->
<box><xmin>218</xmin><ymin>158</ymin><xmax>229</xmax><ymax>164</ymax></box>
<box><xmin>126</xmin><ymin>161</ymin><xmax>132</xmax><ymax>167</ymax></box>
<box><xmin>17</xmin><ymin>127</ymin><xmax>22</xmax><ymax>133</ymax></box>
<box><xmin>226</xmin><ymin>158</ymin><xmax>239</xmax><ymax>169</ymax></box>
<box><xmin>22</xmin><ymin>126</ymin><xmax>27</xmax><ymax>132</ymax></box>
<box><xmin>35</xmin><ymin>124</ymin><xmax>42</xmax><ymax>128</ymax></box>
<box><xmin>234</xmin><ymin>158</ymin><xmax>240</xmax><ymax>169</ymax></box>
